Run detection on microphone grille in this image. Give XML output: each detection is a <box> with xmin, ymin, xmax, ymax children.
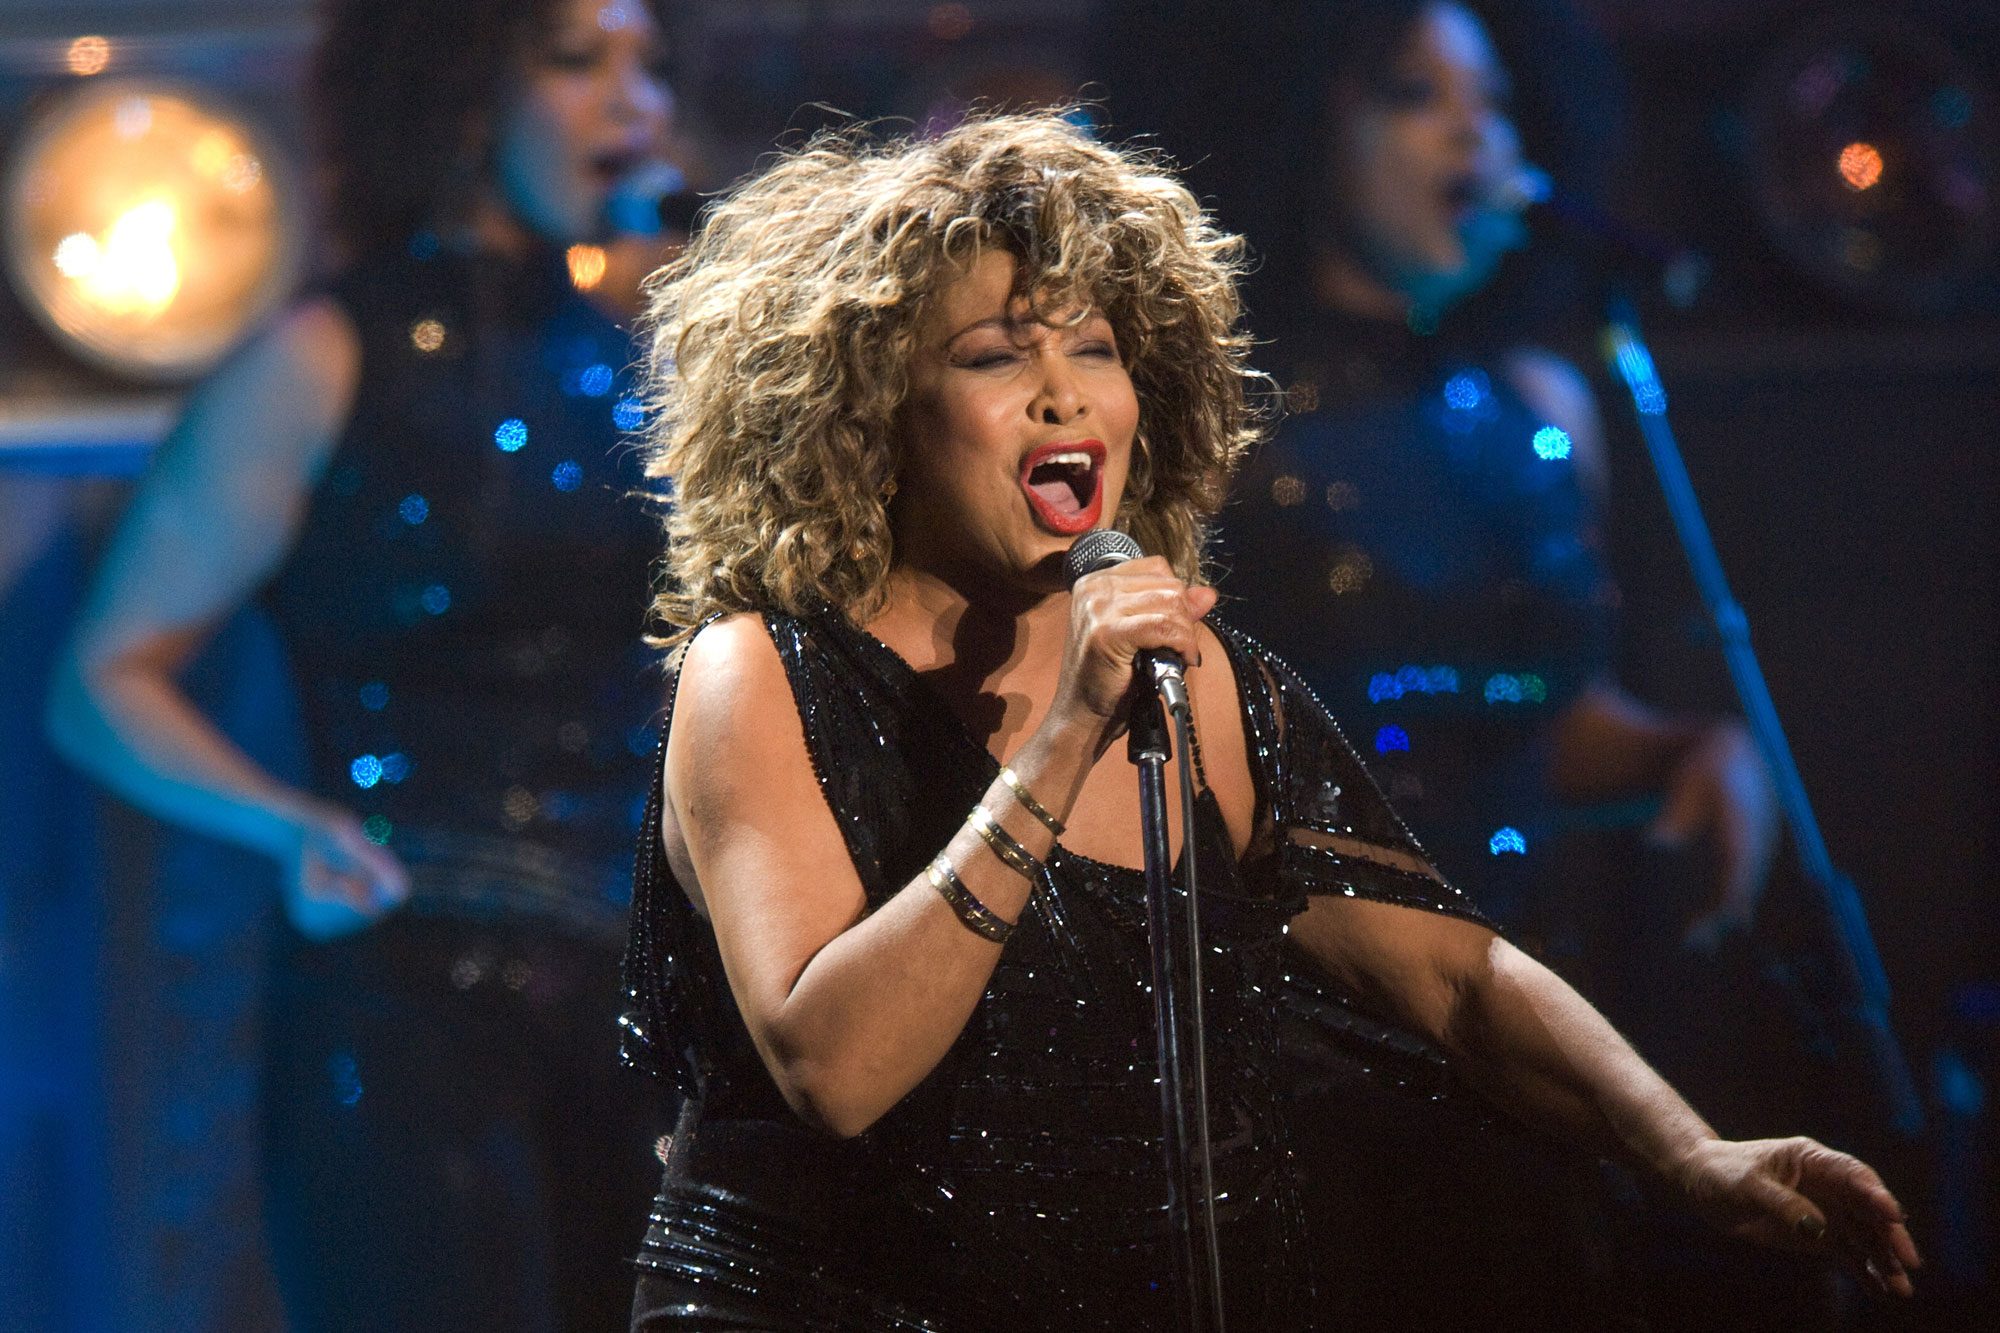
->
<box><xmin>1063</xmin><ymin>529</ymin><xmax>1143</xmax><ymax>586</ymax></box>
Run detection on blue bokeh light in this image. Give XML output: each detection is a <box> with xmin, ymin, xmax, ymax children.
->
<box><xmin>350</xmin><ymin>754</ymin><xmax>384</xmax><ymax>789</ymax></box>
<box><xmin>611</xmin><ymin>397</ymin><xmax>645</xmax><ymax>431</ymax></box>
<box><xmin>1489</xmin><ymin>827</ymin><xmax>1528</xmax><ymax>855</ymax></box>
<box><xmin>1374</xmin><ymin>725</ymin><xmax>1410</xmax><ymax>754</ymax></box>
<box><xmin>398</xmin><ymin>493</ymin><xmax>429</xmax><ymax>525</ymax></box>
<box><xmin>551</xmin><ymin>460</ymin><xmax>583</xmax><ymax>492</ymax></box>
<box><xmin>420</xmin><ymin>584</ymin><xmax>451</xmax><ymax>615</ymax></box>
<box><xmin>579</xmin><ymin>363</ymin><xmax>615</xmax><ymax>397</ymax></box>
<box><xmin>1369</xmin><ymin>664</ymin><xmax>1461</xmax><ymax>703</ymax></box>
<box><xmin>494</xmin><ymin>418</ymin><xmax>529</xmax><ymax>452</ymax></box>
<box><xmin>1443</xmin><ymin>373</ymin><xmax>1483</xmax><ymax>411</ymax></box>
<box><xmin>1532</xmin><ymin>426</ymin><xmax>1572</xmax><ymax>460</ymax></box>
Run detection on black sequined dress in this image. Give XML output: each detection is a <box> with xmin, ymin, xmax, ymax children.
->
<box><xmin>253</xmin><ymin>241</ymin><xmax>663</xmax><ymax>1332</ymax></box>
<box><xmin>621</xmin><ymin>611</ymin><xmax>1489</xmax><ymax>1331</ymax></box>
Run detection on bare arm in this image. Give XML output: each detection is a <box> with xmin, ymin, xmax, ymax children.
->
<box><xmin>1289</xmin><ymin>895</ymin><xmax>1918</xmax><ymax>1294</ymax></box>
<box><xmin>667</xmin><ymin>563</ymin><xmax>1214</xmax><ymax>1138</ymax></box>
<box><xmin>46</xmin><ymin>297</ymin><xmax>407</xmax><ymax>933</ymax></box>
<box><xmin>1508</xmin><ymin>347</ymin><xmax>1779</xmax><ymax>940</ymax></box>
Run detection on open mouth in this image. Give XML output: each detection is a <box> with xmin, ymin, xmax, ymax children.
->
<box><xmin>1019</xmin><ymin>439</ymin><xmax>1107</xmax><ymax>536</ymax></box>
<box><xmin>589</xmin><ymin>149</ymin><xmax>641</xmax><ymax>189</ymax></box>
<box><xmin>1442</xmin><ymin>174</ymin><xmax>1482</xmax><ymax>220</ymax></box>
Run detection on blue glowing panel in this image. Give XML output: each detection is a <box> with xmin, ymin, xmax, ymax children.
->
<box><xmin>551</xmin><ymin>460</ymin><xmax>583</xmax><ymax>492</ymax></box>
<box><xmin>1374</xmin><ymin>725</ymin><xmax>1410</xmax><ymax>754</ymax></box>
<box><xmin>1532</xmin><ymin>425</ymin><xmax>1572</xmax><ymax>460</ymax></box>
<box><xmin>398</xmin><ymin>493</ymin><xmax>429</xmax><ymax>525</ymax></box>
<box><xmin>350</xmin><ymin>754</ymin><xmax>383</xmax><ymax>789</ymax></box>
<box><xmin>494</xmin><ymin>418</ymin><xmax>529</xmax><ymax>452</ymax></box>
<box><xmin>1489</xmin><ymin>827</ymin><xmax>1527</xmax><ymax>855</ymax></box>
<box><xmin>612</xmin><ymin>397</ymin><xmax>645</xmax><ymax>431</ymax></box>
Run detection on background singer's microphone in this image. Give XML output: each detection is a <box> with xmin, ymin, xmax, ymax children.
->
<box><xmin>1062</xmin><ymin>530</ymin><xmax>1191</xmax><ymax>716</ymax></box>
<box><xmin>605</xmin><ymin>161</ymin><xmax>704</xmax><ymax>238</ymax></box>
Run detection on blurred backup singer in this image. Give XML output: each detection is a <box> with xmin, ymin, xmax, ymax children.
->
<box><xmin>617</xmin><ymin>110</ymin><xmax>1914</xmax><ymax>1331</ymax></box>
<box><xmin>48</xmin><ymin>0</ymin><xmax>680</xmax><ymax>1326</ymax></box>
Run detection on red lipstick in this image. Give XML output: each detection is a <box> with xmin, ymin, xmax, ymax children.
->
<box><xmin>1019</xmin><ymin>439</ymin><xmax>1107</xmax><ymax>536</ymax></box>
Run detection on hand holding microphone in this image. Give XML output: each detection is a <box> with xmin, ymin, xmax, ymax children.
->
<box><xmin>1056</xmin><ymin>531</ymin><xmax>1208</xmax><ymax>737</ymax></box>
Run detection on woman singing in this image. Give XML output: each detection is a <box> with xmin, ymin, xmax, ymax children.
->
<box><xmin>620</xmin><ymin>111</ymin><xmax>1914</xmax><ymax>1330</ymax></box>
<box><xmin>49</xmin><ymin>0</ymin><xmax>678</xmax><ymax>1325</ymax></box>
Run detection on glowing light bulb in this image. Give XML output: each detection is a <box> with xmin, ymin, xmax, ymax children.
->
<box><xmin>53</xmin><ymin>232</ymin><xmax>99</xmax><ymax>277</ymax></box>
<box><xmin>65</xmin><ymin>199</ymin><xmax>182</xmax><ymax>316</ymax></box>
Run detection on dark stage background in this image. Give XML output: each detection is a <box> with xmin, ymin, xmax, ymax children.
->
<box><xmin>1</xmin><ymin>1</ymin><xmax>1994</xmax><ymax>1328</ymax></box>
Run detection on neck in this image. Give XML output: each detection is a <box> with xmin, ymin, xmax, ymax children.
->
<box><xmin>461</xmin><ymin>193</ymin><xmax>537</xmax><ymax>260</ymax></box>
<box><xmin>1313</xmin><ymin>249</ymin><xmax>1415</xmax><ymax>325</ymax></box>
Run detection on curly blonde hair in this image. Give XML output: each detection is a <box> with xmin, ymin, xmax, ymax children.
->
<box><xmin>638</xmin><ymin>110</ymin><xmax>1262</xmax><ymax>639</ymax></box>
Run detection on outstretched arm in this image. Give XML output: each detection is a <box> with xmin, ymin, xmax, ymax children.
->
<box><xmin>1289</xmin><ymin>895</ymin><xmax>1919</xmax><ymax>1295</ymax></box>
<box><xmin>46</xmin><ymin>298</ymin><xmax>407</xmax><ymax>936</ymax></box>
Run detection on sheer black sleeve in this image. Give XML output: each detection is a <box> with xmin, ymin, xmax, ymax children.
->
<box><xmin>1213</xmin><ymin>620</ymin><xmax>1494</xmax><ymax>929</ymax></box>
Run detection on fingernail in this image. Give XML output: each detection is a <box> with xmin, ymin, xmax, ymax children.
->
<box><xmin>1795</xmin><ymin>1214</ymin><xmax>1826</xmax><ymax>1240</ymax></box>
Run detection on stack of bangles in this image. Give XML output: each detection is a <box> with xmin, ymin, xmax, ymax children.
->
<box><xmin>927</xmin><ymin>766</ymin><xmax>1065</xmax><ymax>945</ymax></box>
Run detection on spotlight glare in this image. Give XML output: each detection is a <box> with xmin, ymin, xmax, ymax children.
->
<box><xmin>4</xmin><ymin>80</ymin><xmax>301</xmax><ymax>381</ymax></box>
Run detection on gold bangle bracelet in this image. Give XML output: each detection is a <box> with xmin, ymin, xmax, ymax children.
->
<box><xmin>997</xmin><ymin>765</ymin><xmax>1065</xmax><ymax>837</ymax></box>
<box><xmin>967</xmin><ymin>805</ymin><xmax>1042</xmax><ymax>881</ymax></box>
<box><xmin>927</xmin><ymin>856</ymin><xmax>1014</xmax><ymax>944</ymax></box>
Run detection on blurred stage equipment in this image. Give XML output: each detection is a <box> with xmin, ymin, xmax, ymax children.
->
<box><xmin>1745</xmin><ymin>12</ymin><xmax>1996</xmax><ymax>316</ymax></box>
<box><xmin>1601</xmin><ymin>299</ymin><xmax>1925</xmax><ymax>1140</ymax></box>
<box><xmin>3</xmin><ymin>76</ymin><xmax>302</xmax><ymax>383</ymax></box>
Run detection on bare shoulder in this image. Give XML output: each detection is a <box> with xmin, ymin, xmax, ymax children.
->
<box><xmin>667</xmin><ymin>612</ymin><xmax>806</xmax><ymax>816</ymax></box>
<box><xmin>1501</xmin><ymin>345</ymin><xmax>1607</xmax><ymax>493</ymax></box>
<box><xmin>161</xmin><ymin>294</ymin><xmax>363</xmax><ymax>481</ymax></box>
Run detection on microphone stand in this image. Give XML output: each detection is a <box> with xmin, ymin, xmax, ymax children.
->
<box><xmin>1600</xmin><ymin>298</ymin><xmax>1925</xmax><ymax>1137</ymax></box>
<box><xmin>1129</xmin><ymin>666</ymin><xmax>1226</xmax><ymax>1331</ymax></box>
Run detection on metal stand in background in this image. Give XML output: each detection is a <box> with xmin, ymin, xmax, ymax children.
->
<box><xmin>1129</xmin><ymin>665</ymin><xmax>1225</xmax><ymax>1332</ymax></box>
<box><xmin>1602</xmin><ymin>300</ymin><xmax>1926</xmax><ymax>1138</ymax></box>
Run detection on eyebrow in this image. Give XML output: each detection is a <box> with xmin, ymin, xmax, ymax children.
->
<box><xmin>943</xmin><ymin>310</ymin><xmax>1110</xmax><ymax>349</ymax></box>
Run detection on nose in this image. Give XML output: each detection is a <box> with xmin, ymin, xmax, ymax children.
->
<box><xmin>611</xmin><ymin>60</ymin><xmax>674</xmax><ymax>134</ymax></box>
<box><xmin>1030</xmin><ymin>342</ymin><xmax>1087</xmax><ymax>426</ymax></box>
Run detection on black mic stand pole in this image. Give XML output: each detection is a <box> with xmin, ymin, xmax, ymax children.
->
<box><xmin>1129</xmin><ymin>676</ymin><xmax>1223</xmax><ymax>1331</ymax></box>
<box><xmin>1601</xmin><ymin>297</ymin><xmax>1925</xmax><ymax>1137</ymax></box>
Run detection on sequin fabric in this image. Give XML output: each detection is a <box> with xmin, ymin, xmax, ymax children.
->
<box><xmin>259</xmin><ymin>244</ymin><xmax>659</xmax><ymax>917</ymax></box>
<box><xmin>620</xmin><ymin>611</ymin><xmax>1489</xmax><ymax>1330</ymax></box>
<box><xmin>1217</xmin><ymin>319</ymin><xmax>1616</xmax><ymax>927</ymax></box>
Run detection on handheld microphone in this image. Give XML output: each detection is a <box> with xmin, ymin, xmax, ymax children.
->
<box><xmin>1495</xmin><ymin>162</ymin><xmax>1709</xmax><ymax>308</ymax></box>
<box><xmin>1061</xmin><ymin>530</ymin><xmax>1191</xmax><ymax>717</ymax></box>
<box><xmin>604</xmin><ymin>161</ymin><xmax>703</xmax><ymax>238</ymax></box>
